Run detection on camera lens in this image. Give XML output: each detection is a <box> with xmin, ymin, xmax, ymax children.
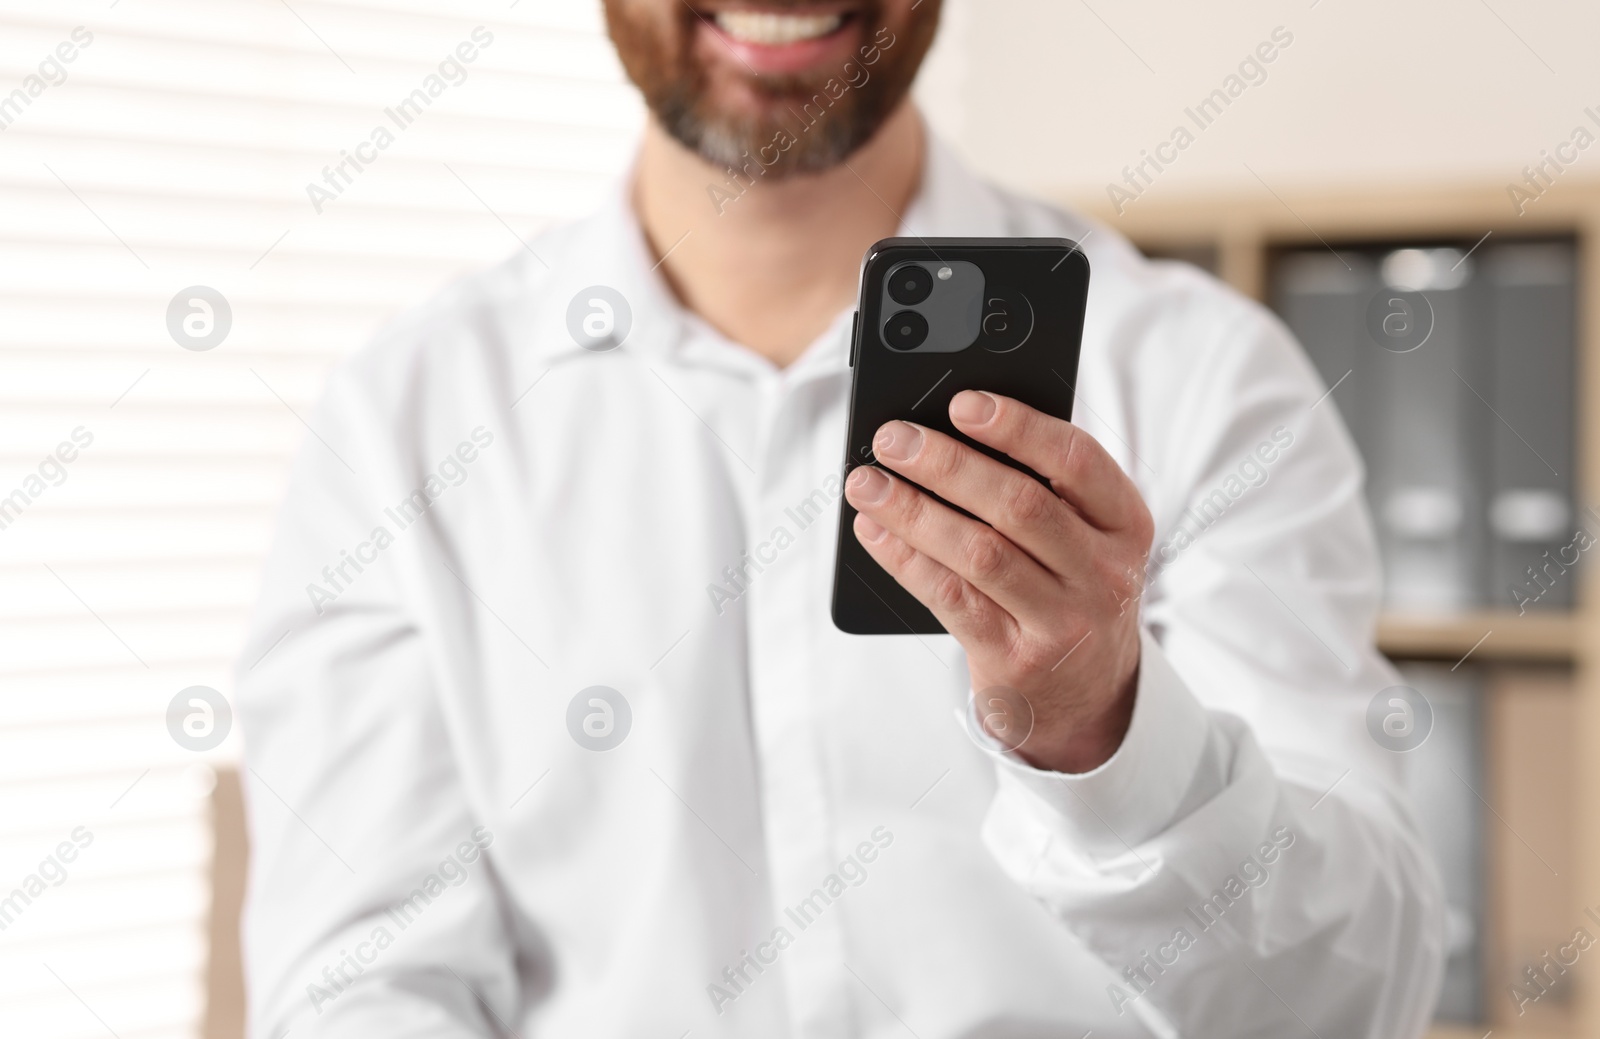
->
<box><xmin>884</xmin><ymin>310</ymin><xmax>928</xmax><ymax>350</ymax></box>
<box><xmin>887</xmin><ymin>264</ymin><xmax>933</xmax><ymax>305</ymax></box>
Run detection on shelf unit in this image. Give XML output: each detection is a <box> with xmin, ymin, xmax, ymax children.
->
<box><xmin>1059</xmin><ymin>179</ymin><xmax>1600</xmax><ymax>1037</ymax></box>
<box><xmin>1379</xmin><ymin>612</ymin><xmax>1579</xmax><ymax>664</ymax></box>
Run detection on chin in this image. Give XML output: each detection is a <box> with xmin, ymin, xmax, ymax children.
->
<box><xmin>606</xmin><ymin>0</ymin><xmax>939</xmax><ymax>175</ymax></box>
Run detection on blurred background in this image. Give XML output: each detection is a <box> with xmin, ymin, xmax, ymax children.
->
<box><xmin>2</xmin><ymin>0</ymin><xmax>1598</xmax><ymax>1036</ymax></box>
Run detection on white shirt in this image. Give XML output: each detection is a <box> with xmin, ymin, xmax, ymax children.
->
<box><xmin>238</xmin><ymin>134</ymin><xmax>1446</xmax><ymax>1038</ymax></box>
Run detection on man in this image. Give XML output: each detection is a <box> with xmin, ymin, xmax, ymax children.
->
<box><xmin>239</xmin><ymin>0</ymin><xmax>1446</xmax><ymax>1035</ymax></box>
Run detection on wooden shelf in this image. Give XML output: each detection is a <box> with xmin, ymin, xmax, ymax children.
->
<box><xmin>1377</xmin><ymin>611</ymin><xmax>1580</xmax><ymax>664</ymax></box>
<box><xmin>1430</xmin><ymin>1028</ymin><xmax>1569</xmax><ymax>1039</ymax></box>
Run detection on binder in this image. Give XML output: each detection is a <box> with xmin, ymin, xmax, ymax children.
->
<box><xmin>1370</xmin><ymin>247</ymin><xmax>1490</xmax><ymax>612</ymax></box>
<box><xmin>1483</xmin><ymin>242</ymin><xmax>1578</xmax><ymax>611</ymax></box>
<box><xmin>1272</xmin><ymin>246</ymin><xmax>1491</xmax><ymax>611</ymax></box>
<box><xmin>1272</xmin><ymin>250</ymin><xmax>1377</xmax><ymax>463</ymax></box>
<box><xmin>1397</xmin><ymin>661</ymin><xmax>1486</xmax><ymax>1023</ymax></box>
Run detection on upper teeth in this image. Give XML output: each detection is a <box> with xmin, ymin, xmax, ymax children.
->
<box><xmin>714</xmin><ymin>10</ymin><xmax>842</xmax><ymax>45</ymax></box>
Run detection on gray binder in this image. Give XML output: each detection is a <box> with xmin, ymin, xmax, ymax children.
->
<box><xmin>1272</xmin><ymin>246</ymin><xmax>1491</xmax><ymax>611</ymax></box>
<box><xmin>1272</xmin><ymin>251</ymin><xmax>1377</xmax><ymax>462</ymax></box>
<box><xmin>1396</xmin><ymin>662</ymin><xmax>1485</xmax><ymax>1023</ymax></box>
<box><xmin>1483</xmin><ymin>242</ymin><xmax>1578</xmax><ymax>611</ymax></box>
<box><xmin>1370</xmin><ymin>247</ymin><xmax>1490</xmax><ymax>612</ymax></box>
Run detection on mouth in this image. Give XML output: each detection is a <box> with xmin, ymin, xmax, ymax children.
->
<box><xmin>698</xmin><ymin>6</ymin><xmax>861</xmax><ymax>76</ymax></box>
<box><xmin>714</xmin><ymin>9</ymin><xmax>847</xmax><ymax>45</ymax></box>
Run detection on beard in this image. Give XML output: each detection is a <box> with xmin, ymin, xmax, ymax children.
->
<box><xmin>602</xmin><ymin>0</ymin><xmax>941</xmax><ymax>177</ymax></box>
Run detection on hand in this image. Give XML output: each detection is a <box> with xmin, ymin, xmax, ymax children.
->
<box><xmin>844</xmin><ymin>390</ymin><xmax>1154</xmax><ymax>773</ymax></box>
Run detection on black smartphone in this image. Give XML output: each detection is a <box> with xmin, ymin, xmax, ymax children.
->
<box><xmin>830</xmin><ymin>237</ymin><xmax>1090</xmax><ymax>635</ymax></box>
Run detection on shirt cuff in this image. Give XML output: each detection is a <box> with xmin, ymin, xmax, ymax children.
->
<box><xmin>979</xmin><ymin>627</ymin><xmax>1211</xmax><ymax>859</ymax></box>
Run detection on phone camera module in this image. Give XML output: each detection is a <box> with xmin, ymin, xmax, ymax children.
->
<box><xmin>884</xmin><ymin>310</ymin><xmax>929</xmax><ymax>351</ymax></box>
<box><xmin>887</xmin><ymin>264</ymin><xmax>934</xmax><ymax>306</ymax></box>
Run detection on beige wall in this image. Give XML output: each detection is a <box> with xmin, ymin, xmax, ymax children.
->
<box><xmin>915</xmin><ymin>0</ymin><xmax>1600</xmax><ymax>211</ymax></box>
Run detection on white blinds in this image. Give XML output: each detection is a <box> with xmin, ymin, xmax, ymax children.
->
<box><xmin>0</xmin><ymin>2</ymin><xmax>642</xmax><ymax>1035</ymax></box>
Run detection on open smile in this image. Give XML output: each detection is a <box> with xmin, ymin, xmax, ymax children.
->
<box><xmin>696</xmin><ymin>5</ymin><xmax>863</xmax><ymax>75</ymax></box>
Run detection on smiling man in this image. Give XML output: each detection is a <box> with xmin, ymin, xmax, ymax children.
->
<box><xmin>238</xmin><ymin>1</ymin><xmax>1446</xmax><ymax>1036</ymax></box>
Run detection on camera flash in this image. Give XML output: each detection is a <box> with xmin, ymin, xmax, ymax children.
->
<box><xmin>937</xmin><ymin>266</ymin><xmax>953</xmax><ymax>281</ymax></box>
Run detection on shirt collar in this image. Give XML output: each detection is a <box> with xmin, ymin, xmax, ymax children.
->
<box><xmin>785</xmin><ymin>133</ymin><xmax>1015</xmax><ymax>381</ymax></box>
<box><xmin>518</xmin><ymin>126</ymin><xmax>1013</xmax><ymax>378</ymax></box>
<box><xmin>518</xmin><ymin>175</ymin><xmax>688</xmax><ymax>367</ymax></box>
<box><xmin>901</xmin><ymin>133</ymin><xmax>1012</xmax><ymax>241</ymax></box>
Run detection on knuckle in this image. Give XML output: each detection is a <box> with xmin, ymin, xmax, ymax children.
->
<box><xmin>932</xmin><ymin>570</ymin><xmax>970</xmax><ymax>612</ymax></box>
<box><xmin>878</xmin><ymin>532</ymin><xmax>915</xmax><ymax>569</ymax></box>
<box><xmin>1093</xmin><ymin>552</ymin><xmax>1144</xmax><ymax>607</ymax></box>
<box><xmin>1012</xmin><ymin>639</ymin><xmax>1057</xmax><ymax>674</ymax></box>
<box><xmin>999</xmin><ymin>477</ymin><xmax>1055</xmax><ymax>528</ymax></box>
<box><xmin>1019</xmin><ymin>404</ymin><xmax>1051</xmax><ymax>444</ymax></box>
<box><xmin>966</xmin><ymin>602</ymin><xmax>1004</xmax><ymax>642</ymax></box>
<box><xmin>1058</xmin><ymin>421</ymin><xmax>1086</xmax><ymax>475</ymax></box>
<box><xmin>893</xmin><ymin>484</ymin><xmax>929</xmax><ymax>531</ymax></box>
<box><xmin>971</xmin><ymin>600</ymin><xmax>1004</xmax><ymax>640</ymax></box>
<box><xmin>964</xmin><ymin>528</ymin><xmax>1010</xmax><ymax>582</ymax></box>
<box><xmin>1089</xmin><ymin>551</ymin><xmax>1125</xmax><ymax>592</ymax></box>
<box><xmin>923</xmin><ymin>440</ymin><xmax>965</xmax><ymax>485</ymax></box>
<box><xmin>1130</xmin><ymin>498</ymin><xmax>1156</xmax><ymax>549</ymax></box>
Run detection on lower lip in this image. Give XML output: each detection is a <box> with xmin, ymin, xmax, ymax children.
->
<box><xmin>699</xmin><ymin>15</ymin><xmax>859</xmax><ymax>75</ymax></box>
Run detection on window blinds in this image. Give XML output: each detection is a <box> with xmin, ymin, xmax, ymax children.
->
<box><xmin>0</xmin><ymin>2</ymin><xmax>642</xmax><ymax>1035</ymax></box>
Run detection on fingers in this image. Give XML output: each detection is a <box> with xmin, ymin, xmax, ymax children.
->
<box><xmin>850</xmin><ymin>510</ymin><xmax>1013</xmax><ymax>646</ymax></box>
<box><xmin>869</xmin><ymin>418</ymin><xmax>1090</xmax><ymax>574</ymax></box>
<box><xmin>948</xmin><ymin>390</ymin><xmax>1149</xmax><ymax>536</ymax></box>
<box><xmin>845</xmin><ymin>464</ymin><xmax>1053</xmax><ymax>623</ymax></box>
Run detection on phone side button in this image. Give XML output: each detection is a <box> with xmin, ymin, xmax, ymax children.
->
<box><xmin>848</xmin><ymin>310</ymin><xmax>860</xmax><ymax>367</ymax></box>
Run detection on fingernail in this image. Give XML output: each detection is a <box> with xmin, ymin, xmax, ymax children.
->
<box><xmin>847</xmin><ymin>465</ymin><xmax>892</xmax><ymax>505</ymax></box>
<box><xmin>855</xmin><ymin>513</ymin><xmax>888</xmax><ymax>543</ymax></box>
<box><xmin>950</xmin><ymin>390</ymin><xmax>997</xmax><ymax>426</ymax></box>
<box><xmin>873</xmin><ymin>421</ymin><xmax>922</xmax><ymax>462</ymax></box>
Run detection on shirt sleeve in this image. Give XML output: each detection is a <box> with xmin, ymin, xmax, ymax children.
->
<box><xmin>979</xmin><ymin>288</ymin><xmax>1450</xmax><ymax>1038</ymax></box>
<box><xmin>236</xmin><ymin>362</ymin><xmax>514</xmax><ymax>1038</ymax></box>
